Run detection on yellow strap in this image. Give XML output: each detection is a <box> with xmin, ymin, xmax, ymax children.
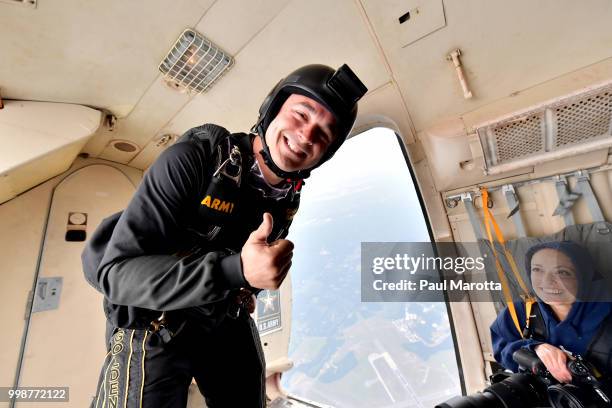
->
<box><xmin>525</xmin><ymin>298</ymin><xmax>534</xmax><ymax>320</ymax></box>
<box><xmin>494</xmin><ymin>252</ymin><xmax>524</xmax><ymax>337</ymax></box>
<box><xmin>480</xmin><ymin>188</ymin><xmax>536</xmax><ymax>338</ymax></box>
<box><xmin>481</xmin><ymin>188</ymin><xmax>532</xmax><ymax>295</ymax></box>
<box><xmin>524</xmin><ymin>298</ymin><xmax>535</xmax><ymax>335</ymax></box>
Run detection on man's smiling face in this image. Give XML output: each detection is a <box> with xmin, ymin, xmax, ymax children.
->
<box><xmin>264</xmin><ymin>94</ymin><xmax>337</xmax><ymax>173</ymax></box>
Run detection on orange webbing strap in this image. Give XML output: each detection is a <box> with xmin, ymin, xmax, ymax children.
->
<box><xmin>481</xmin><ymin>189</ymin><xmax>531</xmax><ymax>295</ymax></box>
<box><xmin>493</xmin><ymin>249</ymin><xmax>524</xmax><ymax>337</ymax></box>
<box><xmin>481</xmin><ymin>188</ymin><xmax>536</xmax><ymax>338</ymax></box>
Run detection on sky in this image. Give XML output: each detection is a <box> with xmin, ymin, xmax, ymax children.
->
<box><xmin>279</xmin><ymin>128</ymin><xmax>461</xmax><ymax>407</ymax></box>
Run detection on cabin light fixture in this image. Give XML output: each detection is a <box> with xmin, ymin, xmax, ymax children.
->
<box><xmin>159</xmin><ymin>29</ymin><xmax>234</xmax><ymax>94</ymax></box>
<box><xmin>109</xmin><ymin>140</ymin><xmax>139</xmax><ymax>153</ymax></box>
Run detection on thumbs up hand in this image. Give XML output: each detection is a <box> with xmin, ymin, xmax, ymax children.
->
<box><xmin>241</xmin><ymin>213</ymin><xmax>294</xmax><ymax>290</ymax></box>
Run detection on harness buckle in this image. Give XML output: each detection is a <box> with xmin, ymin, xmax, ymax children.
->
<box><xmin>227</xmin><ymin>289</ymin><xmax>255</xmax><ymax>319</ymax></box>
<box><xmin>149</xmin><ymin>312</ymin><xmax>176</xmax><ymax>344</ymax></box>
<box><xmin>213</xmin><ymin>145</ymin><xmax>242</xmax><ymax>185</ymax></box>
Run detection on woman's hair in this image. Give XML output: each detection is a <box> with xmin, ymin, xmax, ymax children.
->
<box><xmin>524</xmin><ymin>241</ymin><xmax>598</xmax><ymax>301</ymax></box>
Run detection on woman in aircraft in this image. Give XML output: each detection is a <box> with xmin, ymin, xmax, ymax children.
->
<box><xmin>490</xmin><ymin>241</ymin><xmax>612</xmax><ymax>383</ymax></box>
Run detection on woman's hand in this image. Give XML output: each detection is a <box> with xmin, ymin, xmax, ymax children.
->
<box><xmin>534</xmin><ymin>343</ymin><xmax>573</xmax><ymax>383</ymax></box>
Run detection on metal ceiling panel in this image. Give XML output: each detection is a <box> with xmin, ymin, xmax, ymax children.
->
<box><xmin>0</xmin><ymin>0</ymin><xmax>214</xmax><ymax>111</ymax></box>
<box><xmin>361</xmin><ymin>0</ymin><xmax>612</xmax><ymax>132</ymax></box>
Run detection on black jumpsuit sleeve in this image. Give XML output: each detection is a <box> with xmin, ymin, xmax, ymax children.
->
<box><xmin>91</xmin><ymin>141</ymin><xmax>248</xmax><ymax>311</ymax></box>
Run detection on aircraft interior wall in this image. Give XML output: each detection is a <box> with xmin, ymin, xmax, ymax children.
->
<box><xmin>0</xmin><ymin>159</ymin><xmax>141</xmax><ymax>406</ymax></box>
<box><xmin>1</xmin><ymin>0</ymin><xmax>612</xmax><ymax>406</ymax></box>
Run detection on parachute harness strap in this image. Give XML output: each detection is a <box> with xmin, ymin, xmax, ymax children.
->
<box><xmin>480</xmin><ymin>188</ymin><xmax>536</xmax><ymax>338</ymax></box>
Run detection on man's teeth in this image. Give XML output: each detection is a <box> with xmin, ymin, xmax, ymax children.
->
<box><xmin>285</xmin><ymin>136</ymin><xmax>301</xmax><ymax>154</ymax></box>
<box><xmin>542</xmin><ymin>288</ymin><xmax>562</xmax><ymax>294</ymax></box>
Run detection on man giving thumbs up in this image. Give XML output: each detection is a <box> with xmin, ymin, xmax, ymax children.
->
<box><xmin>83</xmin><ymin>64</ymin><xmax>367</xmax><ymax>407</ymax></box>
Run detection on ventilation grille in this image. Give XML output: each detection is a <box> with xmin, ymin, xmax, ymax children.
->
<box><xmin>493</xmin><ymin>114</ymin><xmax>544</xmax><ymax>163</ymax></box>
<box><xmin>556</xmin><ymin>92</ymin><xmax>612</xmax><ymax>147</ymax></box>
<box><xmin>159</xmin><ymin>29</ymin><xmax>233</xmax><ymax>94</ymax></box>
<box><xmin>477</xmin><ymin>82</ymin><xmax>612</xmax><ymax>169</ymax></box>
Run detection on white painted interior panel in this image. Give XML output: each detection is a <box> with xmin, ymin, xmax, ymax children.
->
<box><xmin>16</xmin><ymin>165</ymin><xmax>135</xmax><ymax>407</ymax></box>
<box><xmin>362</xmin><ymin>0</ymin><xmax>612</xmax><ymax>131</ymax></box>
<box><xmin>0</xmin><ymin>101</ymin><xmax>102</xmax><ymax>203</ymax></box>
<box><xmin>0</xmin><ymin>0</ymin><xmax>214</xmax><ymax>111</ymax></box>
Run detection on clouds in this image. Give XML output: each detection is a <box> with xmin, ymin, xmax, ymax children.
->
<box><xmin>292</xmin><ymin>216</ymin><xmax>334</xmax><ymax>229</ymax></box>
<box><xmin>283</xmin><ymin>128</ymin><xmax>461</xmax><ymax>405</ymax></box>
<box><xmin>301</xmin><ymin>181</ymin><xmax>376</xmax><ymax>204</ymax></box>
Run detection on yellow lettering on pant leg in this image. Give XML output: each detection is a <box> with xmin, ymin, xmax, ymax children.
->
<box><xmin>109</xmin><ymin>367</ymin><xmax>120</xmax><ymax>381</ymax></box>
<box><xmin>211</xmin><ymin>199</ymin><xmax>220</xmax><ymax>210</ymax></box>
<box><xmin>201</xmin><ymin>196</ymin><xmax>211</xmax><ymax>207</ymax></box>
<box><xmin>218</xmin><ymin>201</ymin><xmax>231</xmax><ymax>213</ymax></box>
<box><xmin>107</xmin><ymin>360</ymin><xmax>121</xmax><ymax>408</ymax></box>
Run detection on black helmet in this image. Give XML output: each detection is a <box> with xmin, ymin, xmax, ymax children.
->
<box><xmin>253</xmin><ymin>64</ymin><xmax>367</xmax><ymax>179</ymax></box>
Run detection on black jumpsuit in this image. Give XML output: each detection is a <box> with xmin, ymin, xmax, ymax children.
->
<box><xmin>82</xmin><ymin>124</ymin><xmax>297</xmax><ymax>408</ymax></box>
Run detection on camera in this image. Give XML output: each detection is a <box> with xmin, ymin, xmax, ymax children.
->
<box><xmin>436</xmin><ymin>349</ymin><xmax>611</xmax><ymax>408</ymax></box>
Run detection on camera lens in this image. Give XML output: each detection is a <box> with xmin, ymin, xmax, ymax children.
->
<box><xmin>435</xmin><ymin>391</ymin><xmax>501</xmax><ymax>408</ymax></box>
<box><xmin>548</xmin><ymin>384</ymin><xmax>598</xmax><ymax>408</ymax></box>
<box><xmin>436</xmin><ymin>373</ymin><xmax>549</xmax><ymax>408</ymax></box>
